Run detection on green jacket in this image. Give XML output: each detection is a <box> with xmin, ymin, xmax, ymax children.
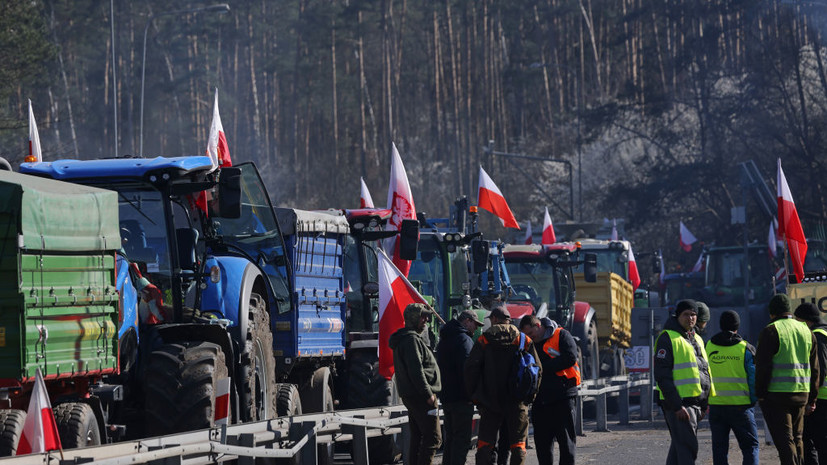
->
<box><xmin>389</xmin><ymin>326</ymin><xmax>442</xmax><ymax>400</ymax></box>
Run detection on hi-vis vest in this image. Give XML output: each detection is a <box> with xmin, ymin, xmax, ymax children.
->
<box><xmin>814</xmin><ymin>328</ymin><xmax>827</xmax><ymax>400</ymax></box>
<box><xmin>705</xmin><ymin>340</ymin><xmax>750</xmax><ymax>405</ymax></box>
<box><xmin>768</xmin><ymin>318</ymin><xmax>812</xmax><ymax>393</ymax></box>
<box><xmin>542</xmin><ymin>327</ymin><xmax>581</xmax><ymax>386</ymax></box>
<box><xmin>657</xmin><ymin>330</ymin><xmax>709</xmax><ymax>400</ymax></box>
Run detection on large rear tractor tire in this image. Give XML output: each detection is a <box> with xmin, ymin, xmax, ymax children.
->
<box><xmin>55</xmin><ymin>402</ymin><xmax>101</xmax><ymax>449</ymax></box>
<box><xmin>0</xmin><ymin>410</ymin><xmax>25</xmax><ymax>456</ymax></box>
<box><xmin>143</xmin><ymin>341</ymin><xmax>229</xmax><ymax>436</ymax></box>
<box><xmin>345</xmin><ymin>350</ymin><xmax>400</xmax><ymax>464</ymax></box>
<box><xmin>239</xmin><ymin>293</ymin><xmax>278</xmax><ymax>422</ymax></box>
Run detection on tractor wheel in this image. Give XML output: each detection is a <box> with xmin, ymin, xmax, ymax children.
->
<box><xmin>143</xmin><ymin>341</ymin><xmax>229</xmax><ymax>436</ymax></box>
<box><xmin>345</xmin><ymin>350</ymin><xmax>400</xmax><ymax>464</ymax></box>
<box><xmin>0</xmin><ymin>410</ymin><xmax>25</xmax><ymax>456</ymax></box>
<box><xmin>299</xmin><ymin>368</ymin><xmax>335</xmax><ymax>465</ymax></box>
<box><xmin>239</xmin><ymin>293</ymin><xmax>278</xmax><ymax>422</ymax></box>
<box><xmin>55</xmin><ymin>402</ymin><xmax>101</xmax><ymax>449</ymax></box>
<box><xmin>580</xmin><ymin>320</ymin><xmax>599</xmax><ymax>380</ymax></box>
<box><xmin>276</xmin><ymin>383</ymin><xmax>303</xmax><ymax>417</ymax></box>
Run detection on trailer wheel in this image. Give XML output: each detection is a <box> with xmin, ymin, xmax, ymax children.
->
<box><xmin>581</xmin><ymin>320</ymin><xmax>599</xmax><ymax>380</ymax></box>
<box><xmin>299</xmin><ymin>368</ymin><xmax>334</xmax><ymax>465</ymax></box>
<box><xmin>144</xmin><ymin>341</ymin><xmax>229</xmax><ymax>435</ymax></box>
<box><xmin>276</xmin><ymin>383</ymin><xmax>303</xmax><ymax>417</ymax></box>
<box><xmin>345</xmin><ymin>350</ymin><xmax>400</xmax><ymax>464</ymax></box>
<box><xmin>55</xmin><ymin>402</ymin><xmax>101</xmax><ymax>449</ymax></box>
<box><xmin>239</xmin><ymin>293</ymin><xmax>278</xmax><ymax>422</ymax></box>
<box><xmin>0</xmin><ymin>410</ymin><xmax>26</xmax><ymax>456</ymax></box>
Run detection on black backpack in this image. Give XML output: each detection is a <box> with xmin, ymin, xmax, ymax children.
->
<box><xmin>508</xmin><ymin>333</ymin><xmax>541</xmax><ymax>402</ymax></box>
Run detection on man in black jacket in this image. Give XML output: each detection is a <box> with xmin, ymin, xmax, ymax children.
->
<box><xmin>437</xmin><ymin>310</ymin><xmax>484</xmax><ymax>465</ymax></box>
<box><xmin>794</xmin><ymin>302</ymin><xmax>827</xmax><ymax>465</ymax></box>
<box><xmin>520</xmin><ymin>314</ymin><xmax>580</xmax><ymax>465</ymax></box>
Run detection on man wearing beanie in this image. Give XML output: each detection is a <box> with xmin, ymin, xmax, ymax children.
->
<box><xmin>755</xmin><ymin>294</ymin><xmax>820</xmax><ymax>465</ymax></box>
<box><xmin>705</xmin><ymin>310</ymin><xmax>759</xmax><ymax>465</ymax></box>
<box><xmin>696</xmin><ymin>301</ymin><xmax>711</xmax><ymax>338</ymax></box>
<box><xmin>389</xmin><ymin>303</ymin><xmax>442</xmax><ymax>465</ymax></box>
<box><xmin>654</xmin><ymin>299</ymin><xmax>714</xmax><ymax>465</ymax></box>
<box><xmin>793</xmin><ymin>302</ymin><xmax>827</xmax><ymax>465</ymax></box>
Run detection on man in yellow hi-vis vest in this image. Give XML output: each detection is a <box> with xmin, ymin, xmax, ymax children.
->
<box><xmin>756</xmin><ymin>294</ymin><xmax>819</xmax><ymax>465</ymax></box>
<box><xmin>705</xmin><ymin>310</ymin><xmax>759</xmax><ymax>465</ymax></box>
<box><xmin>793</xmin><ymin>302</ymin><xmax>827</xmax><ymax>465</ymax></box>
<box><xmin>654</xmin><ymin>299</ymin><xmax>713</xmax><ymax>465</ymax></box>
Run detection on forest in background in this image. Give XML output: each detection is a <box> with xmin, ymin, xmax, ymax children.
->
<box><xmin>2</xmin><ymin>0</ymin><xmax>827</xmax><ymax>283</ymax></box>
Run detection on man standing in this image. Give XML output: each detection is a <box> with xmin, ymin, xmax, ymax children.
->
<box><xmin>696</xmin><ymin>301</ymin><xmax>711</xmax><ymax>338</ymax></box>
<box><xmin>756</xmin><ymin>294</ymin><xmax>819</xmax><ymax>465</ymax></box>
<box><xmin>654</xmin><ymin>299</ymin><xmax>714</xmax><ymax>465</ymax></box>
<box><xmin>793</xmin><ymin>302</ymin><xmax>827</xmax><ymax>465</ymax></box>
<box><xmin>519</xmin><ymin>315</ymin><xmax>580</xmax><ymax>465</ymax></box>
<box><xmin>437</xmin><ymin>310</ymin><xmax>484</xmax><ymax>465</ymax></box>
<box><xmin>389</xmin><ymin>303</ymin><xmax>442</xmax><ymax>465</ymax></box>
<box><xmin>705</xmin><ymin>310</ymin><xmax>759</xmax><ymax>465</ymax></box>
<box><xmin>465</xmin><ymin>304</ymin><xmax>541</xmax><ymax>465</ymax></box>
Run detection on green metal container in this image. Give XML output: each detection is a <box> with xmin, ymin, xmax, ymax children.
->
<box><xmin>0</xmin><ymin>170</ymin><xmax>120</xmax><ymax>385</ymax></box>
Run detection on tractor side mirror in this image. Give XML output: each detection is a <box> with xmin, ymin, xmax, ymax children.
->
<box><xmin>217</xmin><ymin>167</ymin><xmax>242</xmax><ymax>219</ymax></box>
<box><xmin>584</xmin><ymin>253</ymin><xmax>598</xmax><ymax>283</ymax></box>
<box><xmin>399</xmin><ymin>219</ymin><xmax>419</xmax><ymax>260</ymax></box>
<box><xmin>472</xmin><ymin>240</ymin><xmax>489</xmax><ymax>274</ymax></box>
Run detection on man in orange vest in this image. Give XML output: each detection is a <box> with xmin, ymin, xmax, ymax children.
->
<box><xmin>519</xmin><ymin>315</ymin><xmax>580</xmax><ymax>465</ymax></box>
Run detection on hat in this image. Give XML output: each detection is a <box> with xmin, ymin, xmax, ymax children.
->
<box><xmin>458</xmin><ymin>310</ymin><xmax>484</xmax><ymax>326</ymax></box>
<box><xmin>794</xmin><ymin>302</ymin><xmax>823</xmax><ymax>324</ymax></box>
<box><xmin>487</xmin><ymin>305</ymin><xmax>511</xmax><ymax>321</ymax></box>
<box><xmin>674</xmin><ymin>299</ymin><xmax>697</xmax><ymax>317</ymax></box>
<box><xmin>696</xmin><ymin>302</ymin><xmax>710</xmax><ymax>323</ymax></box>
<box><xmin>768</xmin><ymin>294</ymin><xmax>791</xmax><ymax>316</ymax></box>
<box><xmin>404</xmin><ymin>303</ymin><xmax>431</xmax><ymax>327</ymax></box>
<box><xmin>720</xmin><ymin>310</ymin><xmax>740</xmax><ymax>331</ymax></box>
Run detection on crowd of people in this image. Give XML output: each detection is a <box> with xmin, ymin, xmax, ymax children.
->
<box><xmin>389</xmin><ymin>294</ymin><xmax>826</xmax><ymax>465</ymax></box>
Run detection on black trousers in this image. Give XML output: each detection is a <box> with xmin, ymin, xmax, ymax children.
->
<box><xmin>442</xmin><ymin>401</ymin><xmax>474</xmax><ymax>465</ymax></box>
<box><xmin>803</xmin><ymin>399</ymin><xmax>827</xmax><ymax>465</ymax></box>
<box><xmin>531</xmin><ymin>398</ymin><xmax>576</xmax><ymax>465</ymax></box>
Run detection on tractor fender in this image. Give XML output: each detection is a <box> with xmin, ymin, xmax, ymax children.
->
<box><xmin>201</xmin><ymin>256</ymin><xmax>266</xmax><ymax>340</ymax></box>
<box><xmin>569</xmin><ymin>301</ymin><xmax>596</xmax><ymax>344</ymax></box>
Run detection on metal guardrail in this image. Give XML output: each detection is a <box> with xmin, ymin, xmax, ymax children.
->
<box><xmin>2</xmin><ymin>372</ymin><xmax>655</xmax><ymax>464</ymax></box>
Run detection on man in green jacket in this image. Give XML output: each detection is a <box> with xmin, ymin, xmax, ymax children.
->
<box><xmin>389</xmin><ymin>303</ymin><xmax>442</xmax><ymax>465</ymax></box>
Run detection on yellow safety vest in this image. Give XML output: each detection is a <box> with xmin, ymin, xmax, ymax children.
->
<box><xmin>657</xmin><ymin>330</ymin><xmax>709</xmax><ymax>400</ymax></box>
<box><xmin>705</xmin><ymin>340</ymin><xmax>750</xmax><ymax>405</ymax></box>
<box><xmin>768</xmin><ymin>318</ymin><xmax>812</xmax><ymax>393</ymax></box>
<box><xmin>813</xmin><ymin>328</ymin><xmax>827</xmax><ymax>400</ymax></box>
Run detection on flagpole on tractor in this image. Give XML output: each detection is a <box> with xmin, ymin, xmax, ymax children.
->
<box><xmin>139</xmin><ymin>4</ymin><xmax>230</xmax><ymax>158</ymax></box>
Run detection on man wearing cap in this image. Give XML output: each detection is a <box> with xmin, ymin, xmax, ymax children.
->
<box><xmin>654</xmin><ymin>299</ymin><xmax>713</xmax><ymax>465</ymax></box>
<box><xmin>465</xmin><ymin>304</ymin><xmax>541</xmax><ymax>465</ymax></box>
<box><xmin>793</xmin><ymin>302</ymin><xmax>827</xmax><ymax>464</ymax></box>
<box><xmin>437</xmin><ymin>310</ymin><xmax>484</xmax><ymax>465</ymax></box>
<box><xmin>389</xmin><ymin>303</ymin><xmax>442</xmax><ymax>465</ymax></box>
<box><xmin>756</xmin><ymin>294</ymin><xmax>819</xmax><ymax>465</ymax></box>
<box><xmin>696</xmin><ymin>301</ymin><xmax>711</xmax><ymax>338</ymax></box>
<box><xmin>705</xmin><ymin>310</ymin><xmax>759</xmax><ymax>465</ymax></box>
<box><xmin>519</xmin><ymin>315</ymin><xmax>580</xmax><ymax>465</ymax></box>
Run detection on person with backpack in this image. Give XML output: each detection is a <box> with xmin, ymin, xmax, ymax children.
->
<box><xmin>519</xmin><ymin>315</ymin><xmax>580</xmax><ymax>465</ymax></box>
<box><xmin>654</xmin><ymin>299</ymin><xmax>714</xmax><ymax>465</ymax></box>
<box><xmin>465</xmin><ymin>304</ymin><xmax>541</xmax><ymax>465</ymax></box>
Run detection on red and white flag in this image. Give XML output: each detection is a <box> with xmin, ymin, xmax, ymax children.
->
<box><xmin>206</xmin><ymin>88</ymin><xmax>232</xmax><ymax>169</ymax></box>
<box><xmin>524</xmin><ymin>221</ymin><xmax>533</xmax><ymax>244</ymax></box>
<box><xmin>541</xmin><ymin>207</ymin><xmax>556</xmax><ymax>244</ymax></box>
<box><xmin>377</xmin><ymin>248</ymin><xmax>428</xmax><ymax>380</ymax></box>
<box><xmin>777</xmin><ymin>158</ymin><xmax>808</xmax><ymax>282</ymax></box>
<box><xmin>27</xmin><ymin>99</ymin><xmax>43</xmax><ymax>163</ymax></box>
<box><xmin>214</xmin><ymin>377</ymin><xmax>231</xmax><ymax>426</ymax></box>
<box><xmin>478</xmin><ymin>166</ymin><xmax>520</xmax><ymax>229</ymax></box>
<box><xmin>611</xmin><ymin>219</ymin><xmax>619</xmax><ymax>241</ymax></box>
<box><xmin>768</xmin><ymin>220</ymin><xmax>778</xmax><ymax>258</ymax></box>
<box><xmin>628</xmin><ymin>247</ymin><xmax>641</xmax><ymax>290</ymax></box>
<box><xmin>17</xmin><ymin>368</ymin><xmax>61</xmax><ymax>455</ymax></box>
<box><xmin>679</xmin><ymin>221</ymin><xmax>697</xmax><ymax>252</ymax></box>
<box><xmin>384</xmin><ymin>143</ymin><xmax>417</xmax><ymax>277</ymax></box>
<box><xmin>690</xmin><ymin>250</ymin><xmax>704</xmax><ymax>272</ymax></box>
<box><xmin>360</xmin><ymin>177</ymin><xmax>375</xmax><ymax>208</ymax></box>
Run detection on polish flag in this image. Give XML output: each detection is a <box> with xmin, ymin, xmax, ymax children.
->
<box><xmin>384</xmin><ymin>143</ymin><xmax>417</xmax><ymax>277</ymax></box>
<box><xmin>679</xmin><ymin>221</ymin><xmax>697</xmax><ymax>252</ymax></box>
<box><xmin>658</xmin><ymin>250</ymin><xmax>666</xmax><ymax>286</ymax></box>
<box><xmin>206</xmin><ymin>88</ymin><xmax>232</xmax><ymax>169</ymax></box>
<box><xmin>478</xmin><ymin>166</ymin><xmax>520</xmax><ymax>229</ymax></box>
<box><xmin>768</xmin><ymin>220</ymin><xmax>778</xmax><ymax>258</ymax></box>
<box><xmin>777</xmin><ymin>159</ymin><xmax>808</xmax><ymax>282</ymax></box>
<box><xmin>541</xmin><ymin>207</ymin><xmax>556</xmax><ymax>244</ymax></box>
<box><xmin>17</xmin><ymin>368</ymin><xmax>61</xmax><ymax>455</ymax></box>
<box><xmin>26</xmin><ymin>99</ymin><xmax>43</xmax><ymax>163</ymax></box>
<box><xmin>360</xmin><ymin>177</ymin><xmax>375</xmax><ymax>208</ymax></box>
<box><xmin>611</xmin><ymin>219</ymin><xmax>619</xmax><ymax>241</ymax></box>
<box><xmin>690</xmin><ymin>250</ymin><xmax>704</xmax><ymax>272</ymax></box>
<box><xmin>524</xmin><ymin>221</ymin><xmax>533</xmax><ymax>244</ymax></box>
<box><xmin>628</xmin><ymin>247</ymin><xmax>641</xmax><ymax>290</ymax></box>
<box><xmin>377</xmin><ymin>248</ymin><xmax>428</xmax><ymax>380</ymax></box>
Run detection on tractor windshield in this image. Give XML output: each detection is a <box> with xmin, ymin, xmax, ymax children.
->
<box><xmin>505</xmin><ymin>260</ymin><xmax>562</xmax><ymax>314</ymax></box>
<box><xmin>573</xmin><ymin>249</ymin><xmax>628</xmax><ymax>279</ymax></box>
<box><xmin>409</xmin><ymin>238</ymin><xmax>445</xmax><ymax>311</ymax></box>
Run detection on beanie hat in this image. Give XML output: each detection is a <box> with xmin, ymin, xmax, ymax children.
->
<box><xmin>696</xmin><ymin>302</ymin><xmax>710</xmax><ymax>323</ymax></box>
<box><xmin>768</xmin><ymin>294</ymin><xmax>791</xmax><ymax>316</ymax></box>
<box><xmin>720</xmin><ymin>310</ymin><xmax>740</xmax><ymax>331</ymax></box>
<box><xmin>404</xmin><ymin>303</ymin><xmax>430</xmax><ymax>328</ymax></box>
<box><xmin>794</xmin><ymin>302</ymin><xmax>823</xmax><ymax>324</ymax></box>
<box><xmin>674</xmin><ymin>299</ymin><xmax>697</xmax><ymax>317</ymax></box>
